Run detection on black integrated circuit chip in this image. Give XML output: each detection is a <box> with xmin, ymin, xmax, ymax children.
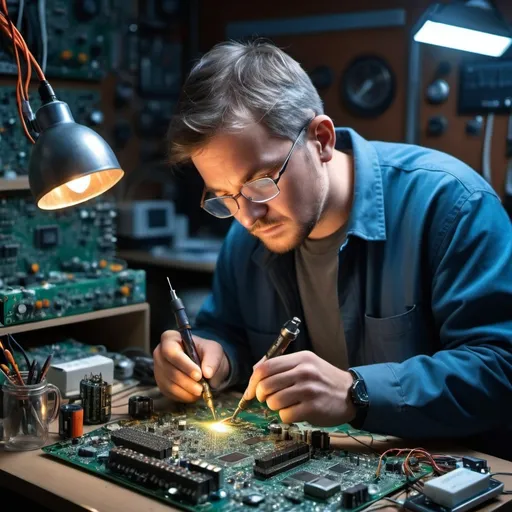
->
<box><xmin>34</xmin><ymin>225</ymin><xmax>60</xmax><ymax>249</ymax></box>
<box><xmin>290</xmin><ymin>471</ymin><xmax>318</xmax><ymax>482</ymax></box>
<box><xmin>110</xmin><ymin>427</ymin><xmax>173</xmax><ymax>459</ymax></box>
<box><xmin>304</xmin><ymin>477</ymin><xmax>341</xmax><ymax>500</ymax></box>
<box><xmin>329</xmin><ymin>463</ymin><xmax>352</xmax><ymax>474</ymax></box>
<box><xmin>243</xmin><ymin>436</ymin><xmax>265</xmax><ymax>445</ymax></box>
<box><xmin>218</xmin><ymin>452</ymin><xmax>250</xmax><ymax>463</ymax></box>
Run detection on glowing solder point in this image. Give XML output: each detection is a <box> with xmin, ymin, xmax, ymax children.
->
<box><xmin>208</xmin><ymin>421</ymin><xmax>232</xmax><ymax>433</ymax></box>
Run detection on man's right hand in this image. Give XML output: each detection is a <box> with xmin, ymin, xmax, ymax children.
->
<box><xmin>153</xmin><ymin>330</ymin><xmax>230</xmax><ymax>403</ymax></box>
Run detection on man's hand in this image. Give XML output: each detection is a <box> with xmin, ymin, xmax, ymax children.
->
<box><xmin>153</xmin><ymin>330</ymin><xmax>230</xmax><ymax>403</ymax></box>
<box><xmin>244</xmin><ymin>350</ymin><xmax>356</xmax><ymax>426</ymax></box>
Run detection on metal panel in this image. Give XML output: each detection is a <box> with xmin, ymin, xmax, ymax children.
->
<box><xmin>226</xmin><ymin>9</ymin><xmax>406</xmax><ymax>39</ymax></box>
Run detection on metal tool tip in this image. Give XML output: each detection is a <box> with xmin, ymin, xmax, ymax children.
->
<box><xmin>166</xmin><ymin>277</ymin><xmax>173</xmax><ymax>289</ymax></box>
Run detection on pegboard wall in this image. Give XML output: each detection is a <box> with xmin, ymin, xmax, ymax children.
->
<box><xmin>198</xmin><ymin>0</ymin><xmax>512</xmax><ymax>204</ymax></box>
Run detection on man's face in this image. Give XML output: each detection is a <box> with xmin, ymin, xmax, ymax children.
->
<box><xmin>192</xmin><ymin>122</ymin><xmax>329</xmax><ymax>254</ymax></box>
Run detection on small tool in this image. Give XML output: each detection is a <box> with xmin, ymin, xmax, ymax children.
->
<box><xmin>227</xmin><ymin>316</ymin><xmax>301</xmax><ymax>423</ymax></box>
<box><xmin>166</xmin><ymin>278</ymin><xmax>217</xmax><ymax>420</ymax></box>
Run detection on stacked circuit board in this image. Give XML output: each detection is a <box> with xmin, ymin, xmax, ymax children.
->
<box><xmin>42</xmin><ymin>394</ymin><xmax>432</xmax><ymax>511</ymax></box>
<box><xmin>0</xmin><ymin>192</ymin><xmax>145</xmax><ymax>326</ymax></box>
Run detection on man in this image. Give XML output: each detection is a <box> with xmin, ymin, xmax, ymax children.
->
<box><xmin>153</xmin><ymin>40</ymin><xmax>512</xmax><ymax>458</ymax></box>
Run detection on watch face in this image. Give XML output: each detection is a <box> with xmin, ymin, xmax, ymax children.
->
<box><xmin>353</xmin><ymin>380</ymin><xmax>369</xmax><ymax>405</ymax></box>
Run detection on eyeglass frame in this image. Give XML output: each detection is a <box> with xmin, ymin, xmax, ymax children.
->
<box><xmin>200</xmin><ymin>121</ymin><xmax>310</xmax><ymax>218</ymax></box>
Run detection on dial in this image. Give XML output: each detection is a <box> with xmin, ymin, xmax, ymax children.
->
<box><xmin>341</xmin><ymin>55</ymin><xmax>396</xmax><ymax>118</ymax></box>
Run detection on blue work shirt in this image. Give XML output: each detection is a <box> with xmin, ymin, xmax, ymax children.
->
<box><xmin>193</xmin><ymin>127</ymin><xmax>512</xmax><ymax>456</ymax></box>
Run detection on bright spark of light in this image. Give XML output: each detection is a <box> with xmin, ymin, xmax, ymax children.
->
<box><xmin>207</xmin><ymin>421</ymin><xmax>232</xmax><ymax>433</ymax></box>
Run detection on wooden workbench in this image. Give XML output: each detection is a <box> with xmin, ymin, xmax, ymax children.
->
<box><xmin>1</xmin><ymin>388</ymin><xmax>511</xmax><ymax>512</ymax></box>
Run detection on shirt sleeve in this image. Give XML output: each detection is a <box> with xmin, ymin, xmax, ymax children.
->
<box><xmin>352</xmin><ymin>190</ymin><xmax>512</xmax><ymax>438</ymax></box>
<box><xmin>192</xmin><ymin>224</ymin><xmax>253</xmax><ymax>390</ymax></box>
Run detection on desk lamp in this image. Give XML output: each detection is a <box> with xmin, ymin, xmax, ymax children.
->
<box><xmin>413</xmin><ymin>0</ymin><xmax>512</xmax><ymax>57</ymax></box>
<box><xmin>0</xmin><ymin>2</ymin><xmax>124</xmax><ymax>210</ymax></box>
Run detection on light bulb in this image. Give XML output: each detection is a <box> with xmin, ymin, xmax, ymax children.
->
<box><xmin>65</xmin><ymin>175</ymin><xmax>91</xmax><ymax>194</ymax></box>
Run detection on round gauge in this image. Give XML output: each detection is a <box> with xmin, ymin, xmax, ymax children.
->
<box><xmin>341</xmin><ymin>56</ymin><xmax>396</xmax><ymax>118</ymax></box>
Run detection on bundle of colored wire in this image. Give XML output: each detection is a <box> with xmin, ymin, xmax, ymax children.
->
<box><xmin>0</xmin><ymin>0</ymin><xmax>46</xmax><ymax>143</ymax></box>
<box><xmin>375</xmin><ymin>447</ymin><xmax>454</xmax><ymax>480</ymax></box>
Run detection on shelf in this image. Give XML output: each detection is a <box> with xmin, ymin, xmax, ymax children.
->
<box><xmin>118</xmin><ymin>249</ymin><xmax>216</xmax><ymax>273</ymax></box>
<box><xmin>0</xmin><ymin>302</ymin><xmax>150</xmax><ymax>351</ymax></box>
<box><xmin>0</xmin><ymin>177</ymin><xmax>30</xmax><ymax>191</ymax></box>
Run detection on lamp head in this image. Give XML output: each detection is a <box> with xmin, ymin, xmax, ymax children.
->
<box><xmin>413</xmin><ymin>1</ymin><xmax>512</xmax><ymax>57</ymax></box>
<box><xmin>28</xmin><ymin>96</ymin><xmax>123</xmax><ymax>210</ymax></box>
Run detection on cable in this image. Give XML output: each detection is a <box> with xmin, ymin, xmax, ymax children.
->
<box><xmin>482</xmin><ymin>112</ymin><xmax>494</xmax><ymax>184</ymax></box>
<box><xmin>36</xmin><ymin>0</ymin><xmax>47</xmax><ymax>73</ymax></box>
<box><xmin>344</xmin><ymin>430</ymin><xmax>381</xmax><ymax>456</ymax></box>
<box><xmin>490</xmin><ymin>473</ymin><xmax>512</xmax><ymax>494</ymax></box>
<box><xmin>15</xmin><ymin>0</ymin><xmax>24</xmax><ymax>30</ymax></box>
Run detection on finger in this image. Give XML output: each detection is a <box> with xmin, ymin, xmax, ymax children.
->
<box><xmin>158</xmin><ymin>378</ymin><xmax>199</xmax><ymax>403</ymax></box>
<box><xmin>153</xmin><ymin>354</ymin><xmax>203</xmax><ymax>397</ymax></box>
<box><xmin>160</xmin><ymin>337</ymin><xmax>202</xmax><ymax>381</ymax></box>
<box><xmin>252</xmin><ymin>355</ymin><xmax>266</xmax><ymax>370</ymax></box>
<box><xmin>265</xmin><ymin>385</ymin><xmax>301</xmax><ymax>412</ymax></box>
<box><xmin>246</xmin><ymin>353</ymin><xmax>301</xmax><ymax>399</ymax></box>
<box><xmin>196</xmin><ymin>341</ymin><xmax>224</xmax><ymax>380</ymax></box>
<box><xmin>256</xmin><ymin>368</ymin><xmax>297</xmax><ymax>403</ymax></box>
<box><xmin>278</xmin><ymin>402</ymin><xmax>308</xmax><ymax>424</ymax></box>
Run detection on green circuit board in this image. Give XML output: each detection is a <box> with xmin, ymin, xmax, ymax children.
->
<box><xmin>0</xmin><ymin>191</ymin><xmax>117</xmax><ymax>281</ymax></box>
<box><xmin>42</xmin><ymin>395</ymin><xmax>432</xmax><ymax>511</ymax></box>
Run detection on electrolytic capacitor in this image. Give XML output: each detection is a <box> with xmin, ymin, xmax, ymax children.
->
<box><xmin>128</xmin><ymin>395</ymin><xmax>154</xmax><ymax>419</ymax></box>
<box><xmin>59</xmin><ymin>404</ymin><xmax>84</xmax><ymax>439</ymax></box>
<box><xmin>80</xmin><ymin>374</ymin><xmax>112</xmax><ymax>425</ymax></box>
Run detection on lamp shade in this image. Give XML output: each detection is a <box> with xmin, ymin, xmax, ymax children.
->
<box><xmin>28</xmin><ymin>100</ymin><xmax>124</xmax><ymax>210</ymax></box>
<box><xmin>413</xmin><ymin>1</ymin><xmax>512</xmax><ymax>57</ymax></box>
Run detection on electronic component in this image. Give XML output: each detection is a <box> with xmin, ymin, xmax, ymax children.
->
<box><xmin>128</xmin><ymin>395</ymin><xmax>154</xmax><ymax>420</ymax></box>
<box><xmin>59</xmin><ymin>404</ymin><xmax>84</xmax><ymax>439</ymax></box>
<box><xmin>304</xmin><ymin>477</ymin><xmax>341</xmax><ymax>500</ymax></box>
<box><xmin>253</xmin><ymin>442</ymin><xmax>310</xmax><ymax>479</ymax></box>
<box><xmin>422</xmin><ymin>468</ymin><xmax>490</xmax><ymax>508</ymax></box>
<box><xmin>242</xmin><ymin>493</ymin><xmax>265</xmax><ymax>506</ymax></box>
<box><xmin>78</xmin><ymin>446</ymin><xmax>97</xmax><ymax>457</ymax></box>
<box><xmin>458</xmin><ymin>60</ymin><xmax>512</xmax><ymax>114</ymax></box>
<box><xmin>289</xmin><ymin>470</ymin><xmax>318</xmax><ymax>482</ymax></box>
<box><xmin>108</xmin><ymin>447</ymin><xmax>211</xmax><ymax>504</ymax></box>
<box><xmin>341</xmin><ymin>55</ymin><xmax>396</xmax><ymax>118</ymax></box>
<box><xmin>404</xmin><ymin>478</ymin><xmax>504</xmax><ymax>512</ymax></box>
<box><xmin>329</xmin><ymin>463</ymin><xmax>351</xmax><ymax>474</ymax></box>
<box><xmin>310</xmin><ymin>430</ymin><xmax>330</xmax><ymax>450</ymax></box>
<box><xmin>342</xmin><ymin>483</ymin><xmax>370</xmax><ymax>509</ymax></box>
<box><xmin>80</xmin><ymin>374</ymin><xmax>112</xmax><ymax>425</ymax></box>
<box><xmin>189</xmin><ymin>459</ymin><xmax>224</xmax><ymax>492</ymax></box>
<box><xmin>218</xmin><ymin>452</ymin><xmax>249</xmax><ymax>464</ymax></box>
<box><xmin>462</xmin><ymin>456</ymin><xmax>488</xmax><ymax>474</ymax></box>
<box><xmin>111</xmin><ymin>427</ymin><xmax>173</xmax><ymax>459</ymax></box>
<box><xmin>117</xmin><ymin>200</ymin><xmax>175</xmax><ymax>245</ymax></box>
<box><xmin>49</xmin><ymin>355</ymin><xmax>114</xmax><ymax>398</ymax></box>
<box><xmin>385</xmin><ymin>457</ymin><xmax>403</xmax><ymax>473</ymax></box>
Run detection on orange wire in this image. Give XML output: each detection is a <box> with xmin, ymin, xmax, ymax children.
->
<box><xmin>0</xmin><ymin>3</ymin><xmax>46</xmax><ymax>144</ymax></box>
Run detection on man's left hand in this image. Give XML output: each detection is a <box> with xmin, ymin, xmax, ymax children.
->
<box><xmin>244</xmin><ymin>350</ymin><xmax>357</xmax><ymax>426</ymax></box>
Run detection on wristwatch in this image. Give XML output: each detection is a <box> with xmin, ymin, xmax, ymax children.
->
<box><xmin>348</xmin><ymin>369</ymin><xmax>369</xmax><ymax>429</ymax></box>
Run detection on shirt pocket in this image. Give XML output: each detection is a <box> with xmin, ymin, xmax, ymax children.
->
<box><xmin>245</xmin><ymin>328</ymin><xmax>280</xmax><ymax>363</ymax></box>
<box><xmin>363</xmin><ymin>305</ymin><xmax>429</xmax><ymax>363</ymax></box>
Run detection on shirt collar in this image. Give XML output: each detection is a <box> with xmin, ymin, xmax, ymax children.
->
<box><xmin>252</xmin><ymin>127</ymin><xmax>386</xmax><ymax>268</ymax></box>
<box><xmin>335</xmin><ymin>127</ymin><xmax>386</xmax><ymax>242</ymax></box>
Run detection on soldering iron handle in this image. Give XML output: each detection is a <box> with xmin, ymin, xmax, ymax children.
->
<box><xmin>179</xmin><ymin>328</ymin><xmax>202</xmax><ymax>369</ymax></box>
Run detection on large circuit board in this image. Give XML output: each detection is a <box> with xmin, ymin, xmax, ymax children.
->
<box><xmin>0</xmin><ymin>192</ymin><xmax>146</xmax><ymax>326</ymax></box>
<box><xmin>42</xmin><ymin>395</ymin><xmax>432</xmax><ymax>511</ymax></box>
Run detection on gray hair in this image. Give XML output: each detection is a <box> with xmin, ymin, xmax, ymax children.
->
<box><xmin>167</xmin><ymin>39</ymin><xmax>324</xmax><ymax>164</ymax></box>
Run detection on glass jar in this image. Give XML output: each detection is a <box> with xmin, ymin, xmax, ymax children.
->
<box><xmin>2</xmin><ymin>370</ymin><xmax>61</xmax><ymax>451</ymax></box>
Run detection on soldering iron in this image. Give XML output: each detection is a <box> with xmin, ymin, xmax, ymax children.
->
<box><xmin>228</xmin><ymin>316</ymin><xmax>301</xmax><ymax>423</ymax></box>
<box><xmin>166</xmin><ymin>278</ymin><xmax>217</xmax><ymax>420</ymax></box>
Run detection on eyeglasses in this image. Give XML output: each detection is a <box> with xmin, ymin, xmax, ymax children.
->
<box><xmin>200</xmin><ymin>124</ymin><xmax>308</xmax><ymax>219</ymax></box>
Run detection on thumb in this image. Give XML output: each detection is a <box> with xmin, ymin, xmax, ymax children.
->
<box><xmin>196</xmin><ymin>339</ymin><xmax>225</xmax><ymax>380</ymax></box>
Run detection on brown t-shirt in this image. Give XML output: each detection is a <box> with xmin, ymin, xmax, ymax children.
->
<box><xmin>295</xmin><ymin>223</ymin><xmax>349</xmax><ymax>370</ymax></box>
